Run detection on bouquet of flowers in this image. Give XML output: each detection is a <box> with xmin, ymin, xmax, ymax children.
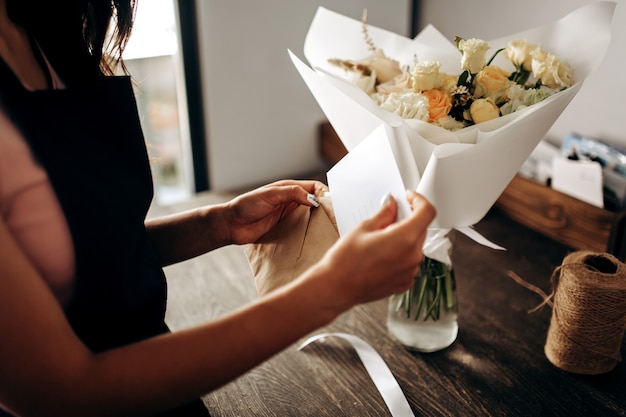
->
<box><xmin>291</xmin><ymin>2</ymin><xmax>614</xmax><ymax>231</ymax></box>
<box><xmin>328</xmin><ymin>9</ymin><xmax>574</xmax><ymax>132</ymax></box>
<box><xmin>289</xmin><ymin>3</ymin><xmax>615</xmax><ymax>351</ymax></box>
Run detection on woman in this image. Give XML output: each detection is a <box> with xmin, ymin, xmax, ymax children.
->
<box><xmin>0</xmin><ymin>1</ymin><xmax>436</xmax><ymax>416</ymax></box>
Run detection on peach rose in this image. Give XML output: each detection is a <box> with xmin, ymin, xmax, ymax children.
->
<box><xmin>422</xmin><ymin>89</ymin><xmax>452</xmax><ymax>122</ymax></box>
<box><xmin>474</xmin><ymin>65</ymin><xmax>511</xmax><ymax>99</ymax></box>
<box><xmin>469</xmin><ymin>97</ymin><xmax>500</xmax><ymax>124</ymax></box>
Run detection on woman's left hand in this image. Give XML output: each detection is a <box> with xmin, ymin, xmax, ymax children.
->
<box><xmin>223</xmin><ymin>180</ymin><xmax>327</xmax><ymax>245</ymax></box>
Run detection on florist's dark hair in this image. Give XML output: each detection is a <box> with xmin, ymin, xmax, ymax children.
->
<box><xmin>6</xmin><ymin>0</ymin><xmax>137</xmax><ymax>84</ymax></box>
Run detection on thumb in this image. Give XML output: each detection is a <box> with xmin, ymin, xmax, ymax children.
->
<box><xmin>361</xmin><ymin>192</ymin><xmax>397</xmax><ymax>231</ymax></box>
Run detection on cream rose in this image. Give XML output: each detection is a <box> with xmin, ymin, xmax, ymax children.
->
<box><xmin>458</xmin><ymin>38</ymin><xmax>490</xmax><ymax>74</ymax></box>
<box><xmin>347</xmin><ymin>71</ymin><xmax>377</xmax><ymax>95</ymax></box>
<box><xmin>530</xmin><ymin>48</ymin><xmax>573</xmax><ymax>89</ymax></box>
<box><xmin>366</xmin><ymin>49</ymin><xmax>404</xmax><ymax>84</ymax></box>
<box><xmin>439</xmin><ymin>74</ymin><xmax>459</xmax><ymax>94</ymax></box>
<box><xmin>504</xmin><ymin>39</ymin><xmax>537</xmax><ymax>71</ymax></box>
<box><xmin>474</xmin><ymin>65</ymin><xmax>511</xmax><ymax>99</ymax></box>
<box><xmin>422</xmin><ymin>89</ymin><xmax>452</xmax><ymax>122</ymax></box>
<box><xmin>469</xmin><ymin>97</ymin><xmax>500</xmax><ymax>124</ymax></box>
<box><xmin>376</xmin><ymin>72</ymin><xmax>411</xmax><ymax>95</ymax></box>
<box><xmin>411</xmin><ymin>61</ymin><xmax>441</xmax><ymax>92</ymax></box>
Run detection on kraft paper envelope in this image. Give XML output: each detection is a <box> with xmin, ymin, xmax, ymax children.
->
<box><xmin>245</xmin><ymin>193</ymin><xmax>338</xmax><ymax>295</ymax></box>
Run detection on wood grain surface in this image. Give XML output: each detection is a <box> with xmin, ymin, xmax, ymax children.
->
<box><xmin>150</xmin><ymin>192</ymin><xmax>626</xmax><ymax>417</ymax></box>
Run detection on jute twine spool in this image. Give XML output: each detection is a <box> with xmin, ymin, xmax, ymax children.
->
<box><xmin>545</xmin><ymin>251</ymin><xmax>626</xmax><ymax>374</ymax></box>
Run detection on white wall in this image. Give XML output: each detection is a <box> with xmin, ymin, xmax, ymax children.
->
<box><xmin>195</xmin><ymin>1</ymin><xmax>411</xmax><ymax>191</ymax></box>
<box><xmin>418</xmin><ymin>0</ymin><xmax>626</xmax><ymax>147</ymax></box>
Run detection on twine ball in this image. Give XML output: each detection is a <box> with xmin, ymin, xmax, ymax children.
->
<box><xmin>545</xmin><ymin>251</ymin><xmax>626</xmax><ymax>374</ymax></box>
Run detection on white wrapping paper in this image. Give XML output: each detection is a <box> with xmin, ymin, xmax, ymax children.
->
<box><xmin>290</xmin><ymin>2</ymin><xmax>615</xmax><ymax>232</ymax></box>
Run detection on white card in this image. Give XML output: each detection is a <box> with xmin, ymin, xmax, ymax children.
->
<box><xmin>327</xmin><ymin>124</ymin><xmax>412</xmax><ymax>236</ymax></box>
<box><xmin>551</xmin><ymin>157</ymin><xmax>604</xmax><ymax>208</ymax></box>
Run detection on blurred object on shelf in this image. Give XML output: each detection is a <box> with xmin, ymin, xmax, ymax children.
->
<box><xmin>560</xmin><ymin>133</ymin><xmax>626</xmax><ymax>212</ymax></box>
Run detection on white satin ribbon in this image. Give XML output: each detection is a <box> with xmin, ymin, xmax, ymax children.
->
<box><xmin>455</xmin><ymin>226</ymin><xmax>506</xmax><ymax>251</ymax></box>
<box><xmin>298</xmin><ymin>332</ymin><xmax>415</xmax><ymax>417</ymax></box>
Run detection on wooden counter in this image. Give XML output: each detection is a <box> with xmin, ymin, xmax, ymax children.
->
<box><xmin>151</xmin><ymin>191</ymin><xmax>626</xmax><ymax>416</ymax></box>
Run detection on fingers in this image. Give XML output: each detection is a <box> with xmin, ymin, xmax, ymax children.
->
<box><xmin>315</xmin><ymin>191</ymin><xmax>435</xmax><ymax>306</ymax></box>
<box><xmin>374</xmin><ymin>191</ymin><xmax>434</xmax><ymax>267</ymax></box>
<box><xmin>313</xmin><ymin>190</ymin><xmax>436</xmax><ymax>308</ymax></box>
<box><xmin>405</xmin><ymin>190</ymin><xmax>437</xmax><ymax>229</ymax></box>
<box><xmin>390</xmin><ymin>191</ymin><xmax>435</xmax><ymax>258</ymax></box>
<box><xmin>359</xmin><ymin>193</ymin><xmax>398</xmax><ymax>232</ymax></box>
<box><xmin>265</xmin><ymin>179</ymin><xmax>327</xmax><ymax>194</ymax></box>
<box><xmin>263</xmin><ymin>180</ymin><xmax>328</xmax><ymax>207</ymax></box>
<box><xmin>358</xmin><ymin>191</ymin><xmax>434</xmax><ymax>235</ymax></box>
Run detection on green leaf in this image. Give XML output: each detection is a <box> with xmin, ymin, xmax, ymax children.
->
<box><xmin>458</xmin><ymin>70</ymin><xmax>470</xmax><ymax>87</ymax></box>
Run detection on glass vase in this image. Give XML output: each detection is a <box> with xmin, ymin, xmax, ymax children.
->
<box><xmin>386</xmin><ymin>256</ymin><xmax>458</xmax><ymax>352</ymax></box>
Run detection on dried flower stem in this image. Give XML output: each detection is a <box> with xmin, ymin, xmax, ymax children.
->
<box><xmin>361</xmin><ymin>9</ymin><xmax>377</xmax><ymax>51</ymax></box>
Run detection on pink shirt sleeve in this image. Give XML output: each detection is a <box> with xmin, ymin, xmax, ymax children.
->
<box><xmin>0</xmin><ymin>109</ymin><xmax>75</xmax><ymax>305</ymax></box>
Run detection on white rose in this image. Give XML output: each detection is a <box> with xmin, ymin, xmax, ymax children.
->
<box><xmin>458</xmin><ymin>38</ymin><xmax>490</xmax><ymax>74</ymax></box>
<box><xmin>530</xmin><ymin>48</ymin><xmax>573</xmax><ymax>89</ymax></box>
<box><xmin>329</xmin><ymin>49</ymin><xmax>403</xmax><ymax>86</ymax></box>
<box><xmin>410</xmin><ymin>61</ymin><xmax>441</xmax><ymax>92</ymax></box>
<box><xmin>376</xmin><ymin>72</ymin><xmax>411</xmax><ymax>95</ymax></box>
<box><xmin>347</xmin><ymin>70</ymin><xmax>377</xmax><ymax>95</ymax></box>
<box><xmin>373</xmin><ymin>91</ymin><xmax>430</xmax><ymax>121</ymax></box>
<box><xmin>504</xmin><ymin>39</ymin><xmax>536</xmax><ymax>71</ymax></box>
<box><xmin>365</xmin><ymin>49</ymin><xmax>403</xmax><ymax>84</ymax></box>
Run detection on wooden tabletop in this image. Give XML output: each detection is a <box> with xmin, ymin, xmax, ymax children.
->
<box><xmin>151</xmin><ymin>194</ymin><xmax>626</xmax><ymax>417</ymax></box>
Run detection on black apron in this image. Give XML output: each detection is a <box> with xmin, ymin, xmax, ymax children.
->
<box><xmin>0</xmin><ymin>58</ymin><xmax>209</xmax><ymax>416</ymax></box>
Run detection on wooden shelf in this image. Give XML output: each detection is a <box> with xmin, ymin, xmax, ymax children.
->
<box><xmin>494</xmin><ymin>175</ymin><xmax>614</xmax><ymax>253</ymax></box>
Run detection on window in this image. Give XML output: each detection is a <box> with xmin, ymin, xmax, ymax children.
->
<box><xmin>123</xmin><ymin>0</ymin><xmax>194</xmax><ymax>205</ymax></box>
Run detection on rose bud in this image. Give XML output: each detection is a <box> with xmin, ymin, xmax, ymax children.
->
<box><xmin>469</xmin><ymin>97</ymin><xmax>500</xmax><ymax>124</ymax></box>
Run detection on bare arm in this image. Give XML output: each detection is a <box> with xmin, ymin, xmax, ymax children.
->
<box><xmin>145</xmin><ymin>180</ymin><xmax>327</xmax><ymax>266</ymax></box>
<box><xmin>0</xmin><ymin>190</ymin><xmax>435</xmax><ymax>417</ymax></box>
<box><xmin>144</xmin><ymin>203</ymin><xmax>230</xmax><ymax>266</ymax></box>
<box><xmin>0</xmin><ymin>217</ymin><xmax>336</xmax><ymax>416</ymax></box>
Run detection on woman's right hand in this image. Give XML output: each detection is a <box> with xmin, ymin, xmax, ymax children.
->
<box><xmin>309</xmin><ymin>190</ymin><xmax>436</xmax><ymax>312</ymax></box>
